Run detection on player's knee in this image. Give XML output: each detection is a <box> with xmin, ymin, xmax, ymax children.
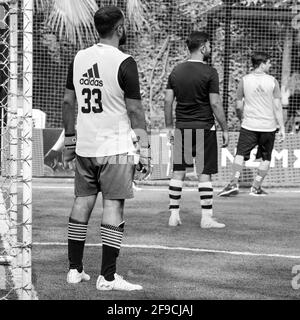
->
<box><xmin>198</xmin><ymin>174</ymin><xmax>211</xmax><ymax>183</ymax></box>
<box><xmin>72</xmin><ymin>196</ymin><xmax>95</xmax><ymax>215</ymax></box>
<box><xmin>259</xmin><ymin>160</ymin><xmax>270</xmax><ymax>171</ymax></box>
<box><xmin>172</xmin><ymin>171</ymin><xmax>186</xmax><ymax>180</ymax></box>
<box><xmin>234</xmin><ymin>154</ymin><xmax>244</xmax><ymax>166</ymax></box>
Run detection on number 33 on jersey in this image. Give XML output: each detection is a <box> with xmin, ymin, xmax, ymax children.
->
<box><xmin>72</xmin><ymin>43</ymin><xmax>137</xmax><ymax>157</ymax></box>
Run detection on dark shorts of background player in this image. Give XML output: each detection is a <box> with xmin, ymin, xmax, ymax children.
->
<box><xmin>236</xmin><ymin>127</ymin><xmax>276</xmax><ymax>161</ymax></box>
<box><xmin>173</xmin><ymin>128</ymin><xmax>218</xmax><ymax>175</ymax></box>
<box><xmin>74</xmin><ymin>153</ymin><xmax>135</xmax><ymax>199</ymax></box>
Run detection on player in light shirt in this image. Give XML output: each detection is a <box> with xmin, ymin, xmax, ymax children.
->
<box><xmin>218</xmin><ymin>52</ymin><xmax>285</xmax><ymax>197</ymax></box>
<box><xmin>62</xmin><ymin>6</ymin><xmax>150</xmax><ymax>291</ymax></box>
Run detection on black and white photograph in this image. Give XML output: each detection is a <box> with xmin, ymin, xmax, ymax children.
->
<box><xmin>0</xmin><ymin>0</ymin><xmax>299</xmax><ymax>314</ymax></box>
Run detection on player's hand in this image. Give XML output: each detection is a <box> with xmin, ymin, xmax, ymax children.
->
<box><xmin>222</xmin><ymin>131</ymin><xmax>229</xmax><ymax>148</ymax></box>
<box><xmin>167</xmin><ymin>128</ymin><xmax>174</xmax><ymax>145</ymax></box>
<box><xmin>160</xmin><ymin>128</ymin><xmax>174</xmax><ymax>145</ymax></box>
<box><xmin>135</xmin><ymin>145</ymin><xmax>152</xmax><ymax>180</ymax></box>
<box><xmin>278</xmin><ymin>127</ymin><xmax>285</xmax><ymax>143</ymax></box>
<box><xmin>62</xmin><ymin>134</ymin><xmax>76</xmax><ymax>169</ymax></box>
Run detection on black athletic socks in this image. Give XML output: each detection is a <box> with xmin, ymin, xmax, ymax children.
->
<box><xmin>68</xmin><ymin>217</ymin><xmax>88</xmax><ymax>272</ymax></box>
<box><xmin>100</xmin><ymin>221</ymin><xmax>125</xmax><ymax>281</ymax></box>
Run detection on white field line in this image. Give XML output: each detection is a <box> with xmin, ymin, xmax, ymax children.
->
<box><xmin>30</xmin><ymin>186</ymin><xmax>300</xmax><ymax>193</ymax></box>
<box><xmin>33</xmin><ymin>242</ymin><xmax>300</xmax><ymax>260</ymax></box>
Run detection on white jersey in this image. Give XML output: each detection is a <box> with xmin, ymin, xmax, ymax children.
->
<box><xmin>73</xmin><ymin>43</ymin><xmax>136</xmax><ymax>157</ymax></box>
<box><xmin>238</xmin><ymin>73</ymin><xmax>281</xmax><ymax>132</ymax></box>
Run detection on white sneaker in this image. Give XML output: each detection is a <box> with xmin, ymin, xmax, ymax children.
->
<box><xmin>249</xmin><ymin>186</ymin><xmax>268</xmax><ymax>196</ymax></box>
<box><xmin>96</xmin><ymin>273</ymin><xmax>143</xmax><ymax>291</ymax></box>
<box><xmin>201</xmin><ymin>217</ymin><xmax>226</xmax><ymax>229</ymax></box>
<box><xmin>67</xmin><ymin>269</ymin><xmax>91</xmax><ymax>284</ymax></box>
<box><xmin>168</xmin><ymin>210</ymin><xmax>182</xmax><ymax>226</ymax></box>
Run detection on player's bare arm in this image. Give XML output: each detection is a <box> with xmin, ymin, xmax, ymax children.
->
<box><xmin>209</xmin><ymin>93</ymin><xmax>229</xmax><ymax>147</ymax></box>
<box><xmin>236</xmin><ymin>99</ymin><xmax>244</xmax><ymax>121</ymax></box>
<box><xmin>164</xmin><ymin>89</ymin><xmax>174</xmax><ymax>129</ymax></box>
<box><xmin>62</xmin><ymin>88</ymin><xmax>77</xmax><ymax>167</ymax></box>
<box><xmin>273</xmin><ymin>79</ymin><xmax>285</xmax><ymax>142</ymax></box>
<box><xmin>62</xmin><ymin>88</ymin><xmax>76</xmax><ymax>135</ymax></box>
<box><xmin>273</xmin><ymin>98</ymin><xmax>285</xmax><ymax>142</ymax></box>
<box><xmin>164</xmin><ymin>89</ymin><xmax>175</xmax><ymax>143</ymax></box>
<box><xmin>236</xmin><ymin>79</ymin><xmax>244</xmax><ymax>121</ymax></box>
<box><xmin>126</xmin><ymin>97</ymin><xmax>149</xmax><ymax>147</ymax></box>
<box><xmin>126</xmin><ymin>97</ymin><xmax>151</xmax><ymax>178</ymax></box>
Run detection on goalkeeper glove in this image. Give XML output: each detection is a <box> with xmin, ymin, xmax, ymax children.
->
<box><xmin>134</xmin><ymin>144</ymin><xmax>152</xmax><ymax>181</ymax></box>
<box><xmin>167</xmin><ymin>128</ymin><xmax>174</xmax><ymax>145</ymax></box>
<box><xmin>62</xmin><ymin>134</ymin><xmax>76</xmax><ymax>169</ymax></box>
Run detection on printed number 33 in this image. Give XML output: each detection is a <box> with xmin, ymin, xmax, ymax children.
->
<box><xmin>81</xmin><ymin>88</ymin><xmax>103</xmax><ymax>113</ymax></box>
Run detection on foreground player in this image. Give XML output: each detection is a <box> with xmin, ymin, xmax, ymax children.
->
<box><xmin>218</xmin><ymin>52</ymin><xmax>285</xmax><ymax>197</ymax></box>
<box><xmin>164</xmin><ymin>31</ymin><xmax>229</xmax><ymax>228</ymax></box>
<box><xmin>62</xmin><ymin>6</ymin><xmax>150</xmax><ymax>291</ymax></box>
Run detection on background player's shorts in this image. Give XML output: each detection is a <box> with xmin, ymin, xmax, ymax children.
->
<box><xmin>74</xmin><ymin>153</ymin><xmax>135</xmax><ymax>199</ymax></box>
<box><xmin>236</xmin><ymin>127</ymin><xmax>276</xmax><ymax>161</ymax></box>
<box><xmin>173</xmin><ymin>128</ymin><xmax>218</xmax><ymax>174</ymax></box>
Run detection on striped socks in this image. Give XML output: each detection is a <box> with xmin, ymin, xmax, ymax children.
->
<box><xmin>252</xmin><ymin>161</ymin><xmax>270</xmax><ymax>189</ymax></box>
<box><xmin>100</xmin><ymin>221</ymin><xmax>125</xmax><ymax>281</ymax></box>
<box><xmin>169</xmin><ymin>179</ymin><xmax>184</xmax><ymax>212</ymax></box>
<box><xmin>198</xmin><ymin>181</ymin><xmax>213</xmax><ymax>219</ymax></box>
<box><xmin>68</xmin><ymin>218</ymin><xmax>88</xmax><ymax>272</ymax></box>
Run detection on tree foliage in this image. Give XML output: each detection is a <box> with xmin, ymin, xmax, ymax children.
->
<box><xmin>32</xmin><ymin>0</ymin><xmax>295</xmax><ymax>130</ymax></box>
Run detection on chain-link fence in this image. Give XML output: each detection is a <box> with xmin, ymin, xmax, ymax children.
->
<box><xmin>32</xmin><ymin>0</ymin><xmax>300</xmax><ymax>186</ymax></box>
<box><xmin>30</xmin><ymin>0</ymin><xmax>300</xmax><ymax>131</ymax></box>
<box><xmin>0</xmin><ymin>0</ymin><xmax>34</xmax><ymax>300</ymax></box>
<box><xmin>1</xmin><ymin>0</ymin><xmax>300</xmax><ymax>299</ymax></box>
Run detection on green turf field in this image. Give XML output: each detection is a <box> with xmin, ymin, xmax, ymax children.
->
<box><xmin>26</xmin><ymin>179</ymin><xmax>300</xmax><ymax>300</ymax></box>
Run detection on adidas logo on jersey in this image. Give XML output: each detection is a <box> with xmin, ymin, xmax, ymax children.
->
<box><xmin>79</xmin><ymin>63</ymin><xmax>103</xmax><ymax>87</ymax></box>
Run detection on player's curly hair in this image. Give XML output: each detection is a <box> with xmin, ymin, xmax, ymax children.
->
<box><xmin>94</xmin><ymin>6</ymin><xmax>124</xmax><ymax>38</ymax></box>
<box><xmin>186</xmin><ymin>31</ymin><xmax>210</xmax><ymax>53</ymax></box>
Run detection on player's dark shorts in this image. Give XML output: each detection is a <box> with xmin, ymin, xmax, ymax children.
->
<box><xmin>173</xmin><ymin>128</ymin><xmax>218</xmax><ymax>175</ymax></box>
<box><xmin>236</xmin><ymin>127</ymin><xmax>276</xmax><ymax>161</ymax></box>
<box><xmin>74</xmin><ymin>153</ymin><xmax>135</xmax><ymax>199</ymax></box>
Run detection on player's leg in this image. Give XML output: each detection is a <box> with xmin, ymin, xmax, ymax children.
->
<box><xmin>67</xmin><ymin>195</ymin><xmax>96</xmax><ymax>283</ymax></box>
<box><xmin>168</xmin><ymin>128</ymin><xmax>190</xmax><ymax>226</ymax></box>
<box><xmin>67</xmin><ymin>155</ymin><xmax>99</xmax><ymax>284</ymax></box>
<box><xmin>249</xmin><ymin>160</ymin><xmax>270</xmax><ymax>196</ymax></box>
<box><xmin>96</xmin><ymin>154</ymin><xmax>143</xmax><ymax>291</ymax></box>
<box><xmin>250</xmin><ymin>131</ymin><xmax>275</xmax><ymax>196</ymax></box>
<box><xmin>218</xmin><ymin>128</ymin><xmax>256</xmax><ymax>197</ymax></box>
<box><xmin>168</xmin><ymin>170</ymin><xmax>185</xmax><ymax>226</ymax></box>
<box><xmin>100</xmin><ymin>198</ymin><xmax>126</xmax><ymax>281</ymax></box>
<box><xmin>198</xmin><ymin>174</ymin><xmax>225</xmax><ymax>228</ymax></box>
<box><xmin>197</xmin><ymin>129</ymin><xmax>225</xmax><ymax>228</ymax></box>
<box><xmin>218</xmin><ymin>154</ymin><xmax>244</xmax><ymax>197</ymax></box>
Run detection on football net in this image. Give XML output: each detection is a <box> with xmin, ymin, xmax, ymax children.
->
<box><xmin>1</xmin><ymin>0</ymin><xmax>300</xmax><ymax>299</ymax></box>
<box><xmin>31</xmin><ymin>0</ymin><xmax>300</xmax><ymax>186</ymax></box>
<box><xmin>0</xmin><ymin>0</ymin><xmax>34</xmax><ymax>300</ymax></box>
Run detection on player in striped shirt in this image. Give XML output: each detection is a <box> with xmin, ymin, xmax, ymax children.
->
<box><xmin>218</xmin><ymin>52</ymin><xmax>285</xmax><ymax>197</ymax></box>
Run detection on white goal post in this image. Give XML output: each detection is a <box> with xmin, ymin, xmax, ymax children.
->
<box><xmin>0</xmin><ymin>0</ymin><xmax>33</xmax><ymax>300</ymax></box>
